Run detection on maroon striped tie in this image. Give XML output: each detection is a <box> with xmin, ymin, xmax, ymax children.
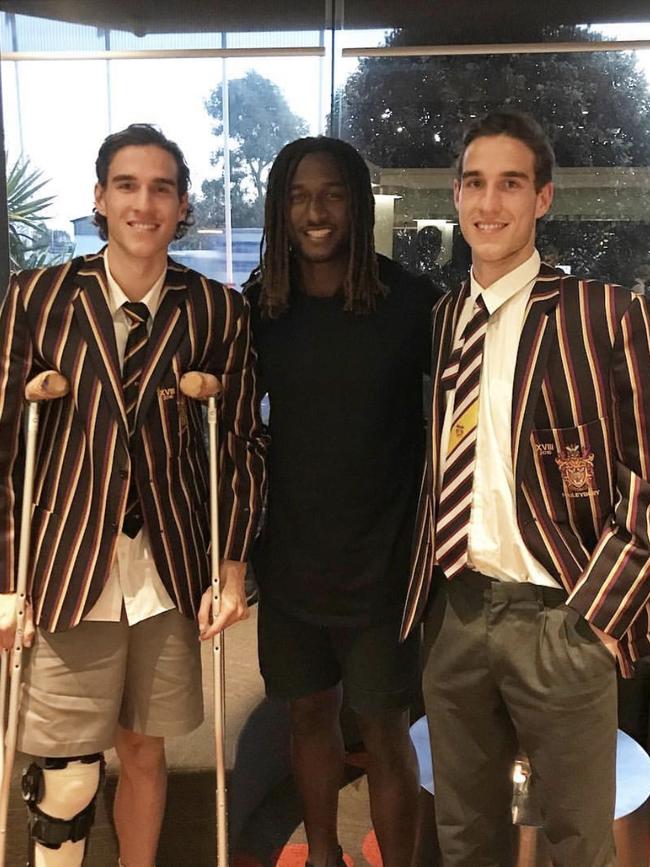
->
<box><xmin>435</xmin><ymin>294</ymin><xmax>489</xmax><ymax>578</ymax></box>
<box><xmin>121</xmin><ymin>301</ymin><xmax>149</xmax><ymax>538</ymax></box>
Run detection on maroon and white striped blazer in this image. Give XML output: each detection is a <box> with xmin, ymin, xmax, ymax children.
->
<box><xmin>401</xmin><ymin>263</ymin><xmax>650</xmax><ymax>673</ymax></box>
<box><xmin>0</xmin><ymin>251</ymin><xmax>267</xmax><ymax>632</ymax></box>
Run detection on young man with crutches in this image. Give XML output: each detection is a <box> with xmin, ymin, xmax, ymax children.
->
<box><xmin>0</xmin><ymin>123</ymin><xmax>266</xmax><ymax>867</ymax></box>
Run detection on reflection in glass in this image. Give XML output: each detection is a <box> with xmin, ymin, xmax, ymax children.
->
<box><xmin>3</xmin><ymin>9</ymin><xmax>650</xmax><ymax>291</ymax></box>
<box><xmin>338</xmin><ymin>28</ymin><xmax>650</xmax><ymax>287</ymax></box>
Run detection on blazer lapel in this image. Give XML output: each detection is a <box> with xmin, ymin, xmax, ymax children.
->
<box><xmin>72</xmin><ymin>253</ymin><xmax>129</xmax><ymax>444</ymax></box>
<box><xmin>511</xmin><ymin>265</ymin><xmax>563</xmax><ymax>489</ymax></box>
<box><xmin>133</xmin><ymin>262</ymin><xmax>188</xmax><ymax>437</ymax></box>
<box><xmin>429</xmin><ymin>282</ymin><xmax>470</xmax><ymax>536</ymax></box>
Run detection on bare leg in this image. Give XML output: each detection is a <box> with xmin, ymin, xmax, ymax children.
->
<box><xmin>357</xmin><ymin>708</ymin><xmax>419</xmax><ymax>867</ymax></box>
<box><xmin>113</xmin><ymin>726</ymin><xmax>167</xmax><ymax>867</ymax></box>
<box><xmin>290</xmin><ymin>685</ymin><xmax>344</xmax><ymax>867</ymax></box>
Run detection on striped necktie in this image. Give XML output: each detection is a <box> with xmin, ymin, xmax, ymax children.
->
<box><xmin>121</xmin><ymin>301</ymin><xmax>150</xmax><ymax>539</ymax></box>
<box><xmin>435</xmin><ymin>293</ymin><xmax>490</xmax><ymax>578</ymax></box>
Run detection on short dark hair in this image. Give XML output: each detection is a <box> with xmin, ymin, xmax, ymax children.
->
<box><xmin>93</xmin><ymin>123</ymin><xmax>194</xmax><ymax>240</ymax></box>
<box><xmin>456</xmin><ymin>110</ymin><xmax>555</xmax><ymax>191</ymax></box>
<box><xmin>257</xmin><ymin>136</ymin><xmax>386</xmax><ymax>319</ymax></box>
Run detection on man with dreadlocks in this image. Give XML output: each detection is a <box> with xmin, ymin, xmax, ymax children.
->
<box><xmin>244</xmin><ymin>136</ymin><xmax>442</xmax><ymax>867</ymax></box>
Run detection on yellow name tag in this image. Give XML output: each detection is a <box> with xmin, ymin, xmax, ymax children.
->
<box><xmin>447</xmin><ymin>401</ymin><xmax>479</xmax><ymax>455</ymax></box>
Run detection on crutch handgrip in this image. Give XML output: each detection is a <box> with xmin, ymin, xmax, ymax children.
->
<box><xmin>180</xmin><ymin>371</ymin><xmax>222</xmax><ymax>401</ymax></box>
<box><xmin>24</xmin><ymin>371</ymin><xmax>69</xmax><ymax>402</ymax></box>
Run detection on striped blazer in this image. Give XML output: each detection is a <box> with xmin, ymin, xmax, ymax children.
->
<box><xmin>401</xmin><ymin>263</ymin><xmax>650</xmax><ymax>673</ymax></box>
<box><xmin>0</xmin><ymin>251</ymin><xmax>267</xmax><ymax>632</ymax></box>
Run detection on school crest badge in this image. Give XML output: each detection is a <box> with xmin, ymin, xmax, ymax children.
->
<box><xmin>555</xmin><ymin>444</ymin><xmax>598</xmax><ymax>498</ymax></box>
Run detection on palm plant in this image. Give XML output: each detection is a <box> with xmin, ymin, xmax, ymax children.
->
<box><xmin>7</xmin><ymin>154</ymin><xmax>56</xmax><ymax>270</ymax></box>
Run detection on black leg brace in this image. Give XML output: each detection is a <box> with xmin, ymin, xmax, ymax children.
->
<box><xmin>22</xmin><ymin>754</ymin><xmax>105</xmax><ymax>864</ymax></box>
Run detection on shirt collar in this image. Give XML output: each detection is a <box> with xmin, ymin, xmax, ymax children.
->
<box><xmin>470</xmin><ymin>249</ymin><xmax>541</xmax><ymax>316</ymax></box>
<box><xmin>103</xmin><ymin>249</ymin><xmax>166</xmax><ymax>319</ymax></box>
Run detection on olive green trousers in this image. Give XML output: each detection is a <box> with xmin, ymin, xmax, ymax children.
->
<box><xmin>422</xmin><ymin>569</ymin><xmax>617</xmax><ymax>867</ymax></box>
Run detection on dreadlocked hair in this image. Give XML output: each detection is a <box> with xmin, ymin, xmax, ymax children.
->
<box><xmin>258</xmin><ymin>136</ymin><xmax>387</xmax><ymax>319</ymax></box>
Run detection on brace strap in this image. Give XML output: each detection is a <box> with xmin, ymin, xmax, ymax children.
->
<box><xmin>21</xmin><ymin>754</ymin><xmax>105</xmax><ymax>850</ymax></box>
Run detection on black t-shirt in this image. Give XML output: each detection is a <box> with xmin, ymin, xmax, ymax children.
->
<box><xmin>246</xmin><ymin>255</ymin><xmax>441</xmax><ymax>627</ymax></box>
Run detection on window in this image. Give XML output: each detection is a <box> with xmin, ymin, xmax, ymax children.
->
<box><xmin>2</xmin><ymin>3</ymin><xmax>650</xmax><ymax>290</ymax></box>
<box><xmin>337</xmin><ymin>14</ymin><xmax>650</xmax><ymax>288</ymax></box>
<box><xmin>1</xmin><ymin>8</ymin><xmax>330</xmax><ymax>286</ymax></box>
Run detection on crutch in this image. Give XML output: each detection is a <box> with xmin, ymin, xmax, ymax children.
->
<box><xmin>179</xmin><ymin>371</ymin><xmax>228</xmax><ymax>867</ymax></box>
<box><xmin>0</xmin><ymin>370</ymin><xmax>69</xmax><ymax>867</ymax></box>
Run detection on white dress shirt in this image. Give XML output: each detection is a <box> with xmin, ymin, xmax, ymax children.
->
<box><xmin>439</xmin><ymin>249</ymin><xmax>560</xmax><ymax>588</ymax></box>
<box><xmin>84</xmin><ymin>251</ymin><xmax>176</xmax><ymax>623</ymax></box>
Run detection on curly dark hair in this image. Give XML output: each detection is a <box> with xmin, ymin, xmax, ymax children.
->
<box><xmin>93</xmin><ymin>123</ymin><xmax>195</xmax><ymax>240</ymax></box>
<box><xmin>456</xmin><ymin>109</ymin><xmax>555</xmax><ymax>192</ymax></box>
<box><xmin>257</xmin><ymin>136</ymin><xmax>386</xmax><ymax>319</ymax></box>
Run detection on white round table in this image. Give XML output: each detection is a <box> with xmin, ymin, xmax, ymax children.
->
<box><xmin>409</xmin><ymin>716</ymin><xmax>650</xmax><ymax>820</ymax></box>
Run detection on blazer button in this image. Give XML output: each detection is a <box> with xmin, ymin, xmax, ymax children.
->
<box><xmin>119</xmin><ymin>469</ymin><xmax>128</xmax><ymax>480</ymax></box>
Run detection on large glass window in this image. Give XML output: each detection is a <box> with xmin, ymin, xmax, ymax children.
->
<box><xmin>337</xmin><ymin>17</ymin><xmax>650</xmax><ymax>289</ymax></box>
<box><xmin>1</xmin><ymin>9</ymin><xmax>330</xmax><ymax>286</ymax></box>
<box><xmin>2</xmin><ymin>3</ymin><xmax>650</xmax><ymax>291</ymax></box>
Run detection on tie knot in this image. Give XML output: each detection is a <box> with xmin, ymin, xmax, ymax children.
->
<box><xmin>122</xmin><ymin>302</ymin><xmax>150</xmax><ymax>326</ymax></box>
<box><xmin>462</xmin><ymin>293</ymin><xmax>489</xmax><ymax>338</ymax></box>
<box><xmin>474</xmin><ymin>293</ymin><xmax>488</xmax><ymax>317</ymax></box>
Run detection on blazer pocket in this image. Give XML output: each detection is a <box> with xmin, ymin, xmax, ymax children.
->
<box><xmin>530</xmin><ymin>417</ymin><xmax>613</xmax><ymax>534</ymax></box>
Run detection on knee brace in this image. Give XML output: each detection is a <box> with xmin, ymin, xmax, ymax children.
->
<box><xmin>22</xmin><ymin>754</ymin><xmax>104</xmax><ymax>867</ymax></box>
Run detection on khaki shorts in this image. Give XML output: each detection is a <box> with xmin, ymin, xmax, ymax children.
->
<box><xmin>17</xmin><ymin>609</ymin><xmax>203</xmax><ymax>757</ymax></box>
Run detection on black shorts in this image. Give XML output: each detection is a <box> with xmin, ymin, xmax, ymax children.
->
<box><xmin>257</xmin><ymin>602</ymin><xmax>421</xmax><ymax>713</ymax></box>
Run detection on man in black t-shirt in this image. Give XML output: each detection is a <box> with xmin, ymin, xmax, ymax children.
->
<box><xmin>245</xmin><ymin>137</ymin><xmax>441</xmax><ymax>867</ymax></box>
